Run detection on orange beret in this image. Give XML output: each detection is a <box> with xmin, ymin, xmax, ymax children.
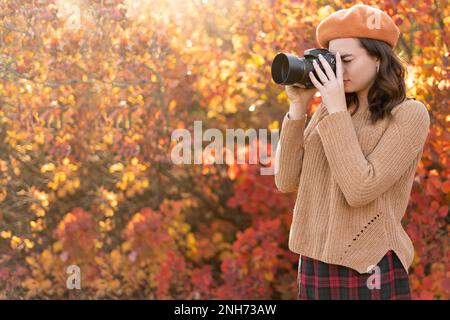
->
<box><xmin>316</xmin><ymin>4</ymin><xmax>400</xmax><ymax>49</ymax></box>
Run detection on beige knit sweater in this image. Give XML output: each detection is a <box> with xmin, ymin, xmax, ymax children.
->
<box><xmin>274</xmin><ymin>98</ymin><xmax>430</xmax><ymax>274</ymax></box>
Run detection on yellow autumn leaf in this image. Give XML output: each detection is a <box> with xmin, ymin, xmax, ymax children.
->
<box><xmin>268</xmin><ymin>120</ymin><xmax>279</xmax><ymax>130</ymax></box>
<box><xmin>0</xmin><ymin>230</ymin><xmax>12</xmax><ymax>239</ymax></box>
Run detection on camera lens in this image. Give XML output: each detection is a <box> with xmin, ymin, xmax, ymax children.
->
<box><xmin>271</xmin><ymin>53</ymin><xmax>288</xmax><ymax>84</ymax></box>
<box><xmin>271</xmin><ymin>52</ymin><xmax>306</xmax><ymax>86</ymax></box>
<box><xmin>271</xmin><ymin>49</ymin><xmax>336</xmax><ymax>88</ymax></box>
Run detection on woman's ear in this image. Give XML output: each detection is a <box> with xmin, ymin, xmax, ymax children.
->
<box><xmin>374</xmin><ymin>57</ymin><xmax>380</xmax><ymax>70</ymax></box>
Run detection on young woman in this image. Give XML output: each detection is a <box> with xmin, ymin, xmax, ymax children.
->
<box><xmin>274</xmin><ymin>4</ymin><xmax>430</xmax><ymax>300</ymax></box>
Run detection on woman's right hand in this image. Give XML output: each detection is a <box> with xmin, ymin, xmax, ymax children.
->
<box><xmin>285</xmin><ymin>84</ymin><xmax>317</xmax><ymax>119</ymax></box>
<box><xmin>285</xmin><ymin>84</ymin><xmax>318</xmax><ymax>105</ymax></box>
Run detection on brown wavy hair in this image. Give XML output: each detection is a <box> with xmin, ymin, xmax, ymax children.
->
<box><xmin>343</xmin><ymin>37</ymin><xmax>414</xmax><ymax>125</ymax></box>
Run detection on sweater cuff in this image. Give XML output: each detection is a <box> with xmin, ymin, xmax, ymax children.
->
<box><xmin>280</xmin><ymin>112</ymin><xmax>307</xmax><ymax>148</ymax></box>
<box><xmin>316</xmin><ymin>110</ymin><xmax>358</xmax><ymax>174</ymax></box>
<box><xmin>316</xmin><ymin>110</ymin><xmax>354</xmax><ymax>147</ymax></box>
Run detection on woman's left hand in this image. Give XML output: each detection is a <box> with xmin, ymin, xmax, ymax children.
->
<box><xmin>309</xmin><ymin>52</ymin><xmax>347</xmax><ymax>114</ymax></box>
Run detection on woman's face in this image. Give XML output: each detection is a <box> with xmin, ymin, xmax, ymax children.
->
<box><xmin>328</xmin><ymin>38</ymin><xmax>379</xmax><ymax>93</ymax></box>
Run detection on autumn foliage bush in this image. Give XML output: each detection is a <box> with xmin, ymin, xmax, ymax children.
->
<box><xmin>0</xmin><ymin>0</ymin><xmax>448</xmax><ymax>299</ymax></box>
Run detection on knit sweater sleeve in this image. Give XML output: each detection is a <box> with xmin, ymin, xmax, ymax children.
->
<box><xmin>274</xmin><ymin>111</ymin><xmax>307</xmax><ymax>193</ymax></box>
<box><xmin>316</xmin><ymin>100</ymin><xmax>430</xmax><ymax>207</ymax></box>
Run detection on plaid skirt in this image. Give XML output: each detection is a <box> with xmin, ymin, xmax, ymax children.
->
<box><xmin>297</xmin><ymin>250</ymin><xmax>412</xmax><ymax>300</ymax></box>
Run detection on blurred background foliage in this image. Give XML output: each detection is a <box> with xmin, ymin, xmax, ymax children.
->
<box><xmin>0</xmin><ymin>0</ymin><xmax>448</xmax><ymax>299</ymax></box>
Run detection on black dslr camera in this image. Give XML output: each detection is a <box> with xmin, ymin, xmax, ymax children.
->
<box><xmin>271</xmin><ymin>48</ymin><xmax>336</xmax><ymax>88</ymax></box>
